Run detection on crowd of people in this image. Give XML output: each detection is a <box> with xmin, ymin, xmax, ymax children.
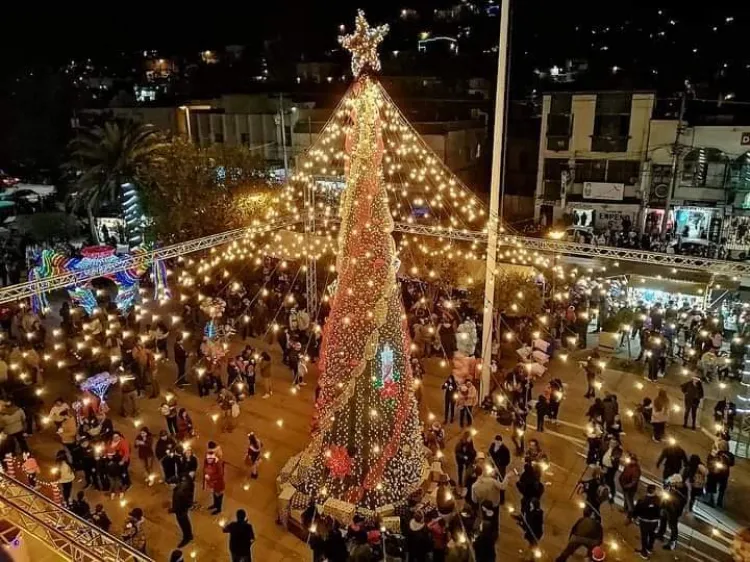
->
<box><xmin>0</xmin><ymin>249</ymin><xmax>741</xmax><ymax>562</ymax></box>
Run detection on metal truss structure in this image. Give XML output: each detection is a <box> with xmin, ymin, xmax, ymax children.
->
<box><xmin>0</xmin><ymin>472</ymin><xmax>151</xmax><ymax>561</ymax></box>
<box><xmin>0</xmin><ymin>219</ymin><xmax>302</xmax><ymax>306</ymax></box>
<box><xmin>386</xmin><ymin>219</ymin><xmax>750</xmax><ymax>277</ymax></box>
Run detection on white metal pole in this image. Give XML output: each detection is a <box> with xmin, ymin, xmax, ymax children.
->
<box><xmin>279</xmin><ymin>94</ymin><xmax>290</xmax><ymax>179</ymax></box>
<box><xmin>481</xmin><ymin>0</ymin><xmax>511</xmax><ymax>400</ymax></box>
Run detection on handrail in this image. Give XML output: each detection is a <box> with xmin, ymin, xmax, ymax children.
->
<box><xmin>0</xmin><ymin>471</ymin><xmax>152</xmax><ymax>561</ymax></box>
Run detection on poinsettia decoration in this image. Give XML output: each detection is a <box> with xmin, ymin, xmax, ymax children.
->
<box><xmin>325</xmin><ymin>445</ymin><xmax>353</xmax><ymax>479</ymax></box>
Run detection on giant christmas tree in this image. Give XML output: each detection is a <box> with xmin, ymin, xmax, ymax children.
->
<box><xmin>296</xmin><ymin>11</ymin><xmax>426</xmax><ymax>510</ymax></box>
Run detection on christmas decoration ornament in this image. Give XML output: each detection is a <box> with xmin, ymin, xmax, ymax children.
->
<box><xmin>338</xmin><ymin>10</ymin><xmax>389</xmax><ymax>78</ymax></box>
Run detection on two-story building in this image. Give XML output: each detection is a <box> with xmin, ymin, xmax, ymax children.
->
<box><xmin>534</xmin><ymin>91</ymin><xmax>750</xmax><ymax>250</ymax></box>
<box><xmin>535</xmin><ymin>91</ymin><xmax>653</xmax><ymax>231</ymax></box>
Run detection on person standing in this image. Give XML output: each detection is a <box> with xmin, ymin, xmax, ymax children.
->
<box><xmin>683</xmin><ymin>454</ymin><xmax>708</xmax><ymax>511</ymax></box>
<box><xmin>633</xmin><ymin>484</ymin><xmax>661</xmax><ymax>559</ymax></box>
<box><xmin>441</xmin><ymin>373</ymin><xmax>458</xmax><ymax>424</ymax></box>
<box><xmin>171</xmin><ymin>474</ymin><xmax>194</xmax><ymax>548</ymax></box>
<box><xmin>55</xmin><ymin>450</ymin><xmax>75</xmax><ymax>506</ymax></box>
<box><xmin>258</xmin><ymin>352</ymin><xmax>273</xmax><ymax>399</ymax></box>
<box><xmin>656</xmin><ymin>474</ymin><xmax>687</xmax><ymax>551</ymax></box>
<box><xmin>134</xmin><ymin>428</ymin><xmax>155</xmax><ymax>480</ymax></box>
<box><xmin>681</xmin><ymin>377</ymin><xmax>704</xmax><ymax>430</ymax></box>
<box><xmin>457</xmin><ymin>382</ymin><xmax>478</xmax><ymax>428</ymax></box>
<box><xmin>454</xmin><ymin>431</ymin><xmax>476</xmax><ymax>489</ymax></box>
<box><xmin>651</xmin><ymin>389</ymin><xmax>670</xmax><ymax>442</ymax></box>
<box><xmin>488</xmin><ymin>435</ymin><xmax>510</xmax><ymax>478</ymax></box>
<box><xmin>223</xmin><ymin>509</ymin><xmax>256</xmax><ymax>562</ymax></box>
<box><xmin>174</xmin><ymin>336</ymin><xmax>189</xmax><ymax>387</ymax></box>
<box><xmin>245</xmin><ymin>432</ymin><xmax>263</xmax><ymax>479</ymax></box>
<box><xmin>656</xmin><ymin>441</ymin><xmax>688</xmax><ymax>482</ymax></box>
<box><xmin>203</xmin><ymin>449</ymin><xmax>225</xmax><ymax>515</ymax></box>
<box><xmin>619</xmin><ymin>454</ymin><xmax>642</xmax><ymax>517</ymax></box>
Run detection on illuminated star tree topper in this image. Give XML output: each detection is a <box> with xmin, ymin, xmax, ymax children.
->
<box><xmin>338</xmin><ymin>10</ymin><xmax>389</xmax><ymax>77</ymax></box>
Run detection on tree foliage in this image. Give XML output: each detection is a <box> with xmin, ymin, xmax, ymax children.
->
<box><xmin>467</xmin><ymin>268</ymin><xmax>544</xmax><ymax>317</ymax></box>
<box><xmin>139</xmin><ymin>138</ymin><xmax>278</xmax><ymax>244</ymax></box>
<box><xmin>66</xmin><ymin>120</ymin><xmax>167</xmax><ymax>241</ymax></box>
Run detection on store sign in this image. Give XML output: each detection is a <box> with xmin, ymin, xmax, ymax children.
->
<box><xmin>582</xmin><ymin>182</ymin><xmax>624</xmax><ymax>201</ymax></box>
<box><xmin>595</xmin><ymin>209</ymin><xmax>635</xmax><ymax>230</ymax></box>
<box><xmin>742</xmin><ymin>132</ymin><xmax>750</xmax><ymax>146</ymax></box>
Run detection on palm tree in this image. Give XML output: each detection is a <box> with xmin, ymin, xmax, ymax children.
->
<box><xmin>67</xmin><ymin>120</ymin><xmax>166</xmax><ymax>243</ymax></box>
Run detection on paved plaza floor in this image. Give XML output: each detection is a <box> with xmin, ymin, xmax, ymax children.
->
<box><xmin>21</xmin><ymin>323</ymin><xmax>746</xmax><ymax>561</ymax></box>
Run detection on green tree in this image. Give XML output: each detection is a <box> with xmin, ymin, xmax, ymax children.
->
<box><xmin>140</xmin><ymin>138</ymin><xmax>277</xmax><ymax>244</ymax></box>
<box><xmin>468</xmin><ymin>268</ymin><xmax>544</xmax><ymax>317</ymax></box>
<box><xmin>66</xmin><ymin>120</ymin><xmax>167</xmax><ymax>242</ymax></box>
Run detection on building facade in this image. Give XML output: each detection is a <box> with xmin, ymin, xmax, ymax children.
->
<box><xmin>534</xmin><ymin>91</ymin><xmax>750</xmax><ymax>252</ymax></box>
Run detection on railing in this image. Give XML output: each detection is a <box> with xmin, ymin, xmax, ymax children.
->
<box><xmin>0</xmin><ymin>471</ymin><xmax>152</xmax><ymax>561</ymax></box>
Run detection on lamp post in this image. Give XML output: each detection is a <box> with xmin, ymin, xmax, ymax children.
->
<box><xmin>481</xmin><ymin>0</ymin><xmax>511</xmax><ymax>399</ymax></box>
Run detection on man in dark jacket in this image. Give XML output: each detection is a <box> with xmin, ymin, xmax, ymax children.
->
<box><xmin>222</xmin><ymin>509</ymin><xmax>255</xmax><ymax>562</ymax></box>
<box><xmin>171</xmin><ymin>475</ymin><xmax>194</xmax><ymax>548</ymax></box>
<box><xmin>406</xmin><ymin>511</ymin><xmax>432</xmax><ymax>562</ymax></box>
<box><xmin>633</xmin><ymin>484</ymin><xmax>661</xmax><ymax>558</ymax></box>
<box><xmin>174</xmin><ymin>336</ymin><xmax>189</xmax><ymax>387</ymax></box>
<box><xmin>554</xmin><ymin>507</ymin><xmax>603</xmax><ymax>562</ymax></box>
<box><xmin>656</xmin><ymin>475</ymin><xmax>687</xmax><ymax>551</ymax></box>
<box><xmin>656</xmin><ymin>443</ymin><xmax>688</xmax><ymax>482</ymax></box>
<box><xmin>681</xmin><ymin>377</ymin><xmax>704</xmax><ymax>430</ymax></box>
<box><xmin>488</xmin><ymin>435</ymin><xmax>511</xmax><ymax>477</ymax></box>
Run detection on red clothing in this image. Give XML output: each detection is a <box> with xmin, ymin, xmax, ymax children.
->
<box><xmin>204</xmin><ymin>459</ymin><xmax>225</xmax><ymax>493</ymax></box>
<box><xmin>107</xmin><ymin>438</ymin><xmax>131</xmax><ymax>463</ymax></box>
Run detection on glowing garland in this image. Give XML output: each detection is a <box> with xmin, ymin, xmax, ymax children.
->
<box><xmin>28</xmin><ymin>245</ymin><xmax>168</xmax><ymax>314</ymax></box>
<box><xmin>297</xmin><ymin>72</ymin><xmax>426</xmax><ymax>510</ymax></box>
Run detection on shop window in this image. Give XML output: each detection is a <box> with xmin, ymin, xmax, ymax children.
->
<box><xmin>575</xmin><ymin>159</ymin><xmax>606</xmax><ymax>182</ymax></box>
<box><xmin>606</xmin><ymin>160</ymin><xmax>640</xmax><ymax>185</ymax></box>
<box><xmin>681</xmin><ymin>147</ymin><xmax>727</xmax><ymax>188</ymax></box>
<box><xmin>729</xmin><ymin>152</ymin><xmax>750</xmax><ymax>191</ymax></box>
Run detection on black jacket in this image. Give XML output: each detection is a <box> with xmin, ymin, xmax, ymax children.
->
<box><xmin>489</xmin><ymin>442</ymin><xmax>510</xmax><ymax>469</ymax></box>
<box><xmin>633</xmin><ymin>494</ymin><xmax>661</xmax><ymax>522</ymax></box>
<box><xmin>172</xmin><ymin>478</ymin><xmax>194</xmax><ymax>513</ymax></box>
<box><xmin>656</xmin><ymin>446</ymin><xmax>688</xmax><ymax>478</ymax></box>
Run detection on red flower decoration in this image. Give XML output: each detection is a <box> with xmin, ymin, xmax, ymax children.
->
<box><xmin>325</xmin><ymin>445</ymin><xmax>353</xmax><ymax>479</ymax></box>
<box><xmin>380</xmin><ymin>379</ymin><xmax>398</xmax><ymax>399</ymax></box>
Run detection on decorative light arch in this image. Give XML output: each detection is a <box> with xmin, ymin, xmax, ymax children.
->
<box><xmin>28</xmin><ymin>245</ymin><xmax>169</xmax><ymax>314</ymax></box>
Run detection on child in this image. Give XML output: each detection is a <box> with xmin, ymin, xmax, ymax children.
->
<box><xmin>535</xmin><ymin>394</ymin><xmax>548</xmax><ymax>433</ymax></box>
<box><xmin>22</xmin><ymin>451</ymin><xmax>39</xmax><ymax>488</ymax></box>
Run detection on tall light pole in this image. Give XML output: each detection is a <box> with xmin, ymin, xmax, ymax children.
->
<box><xmin>278</xmin><ymin>94</ymin><xmax>290</xmax><ymax>179</ymax></box>
<box><xmin>660</xmin><ymin>92</ymin><xmax>687</xmax><ymax>233</ymax></box>
<box><xmin>480</xmin><ymin>0</ymin><xmax>511</xmax><ymax>399</ymax></box>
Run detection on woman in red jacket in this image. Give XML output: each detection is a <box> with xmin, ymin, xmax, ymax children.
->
<box><xmin>203</xmin><ymin>451</ymin><xmax>225</xmax><ymax>515</ymax></box>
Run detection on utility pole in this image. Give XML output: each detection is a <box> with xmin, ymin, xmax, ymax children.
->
<box><xmin>480</xmin><ymin>0</ymin><xmax>511</xmax><ymax>400</ymax></box>
<box><xmin>279</xmin><ymin>94</ymin><xmax>290</xmax><ymax>179</ymax></box>
<box><xmin>660</xmin><ymin>93</ymin><xmax>687</xmax><ymax>233</ymax></box>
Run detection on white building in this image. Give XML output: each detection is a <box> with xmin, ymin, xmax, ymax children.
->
<box><xmin>534</xmin><ymin>91</ymin><xmax>750</xmax><ymax>251</ymax></box>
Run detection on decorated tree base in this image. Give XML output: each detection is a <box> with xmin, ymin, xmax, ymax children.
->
<box><xmin>276</xmin><ymin>453</ymin><xmax>431</xmax><ymax>535</ymax></box>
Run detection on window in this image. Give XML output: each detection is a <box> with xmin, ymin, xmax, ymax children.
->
<box><xmin>542</xmin><ymin>158</ymin><xmax>568</xmax><ymax>199</ymax></box>
<box><xmin>681</xmin><ymin>148</ymin><xmax>727</xmax><ymax>188</ymax></box>
<box><xmin>546</xmin><ymin>94</ymin><xmax>572</xmax><ymax>151</ymax></box>
<box><xmin>606</xmin><ymin>160</ymin><xmax>640</xmax><ymax>185</ymax></box>
<box><xmin>592</xmin><ymin>93</ymin><xmax>631</xmax><ymax>152</ymax></box>
<box><xmin>214</xmin><ymin>132</ymin><xmax>224</xmax><ymax>143</ymax></box>
<box><xmin>651</xmin><ymin>164</ymin><xmax>672</xmax><ymax>187</ymax></box>
<box><xmin>241</xmin><ymin>132</ymin><xmax>250</xmax><ymax>146</ymax></box>
<box><xmin>575</xmin><ymin>159</ymin><xmax>606</xmax><ymax>182</ymax></box>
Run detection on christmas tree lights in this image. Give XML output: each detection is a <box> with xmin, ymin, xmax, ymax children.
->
<box><xmin>293</xmin><ymin>16</ymin><xmax>426</xmax><ymax>509</ymax></box>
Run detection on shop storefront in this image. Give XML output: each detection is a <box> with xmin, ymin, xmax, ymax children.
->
<box><xmin>566</xmin><ymin>203</ymin><xmax>640</xmax><ymax>231</ymax></box>
<box><xmin>643</xmin><ymin>205</ymin><xmax>723</xmax><ymax>242</ymax></box>
<box><xmin>626</xmin><ymin>276</ymin><xmax>707</xmax><ymax>309</ymax></box>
